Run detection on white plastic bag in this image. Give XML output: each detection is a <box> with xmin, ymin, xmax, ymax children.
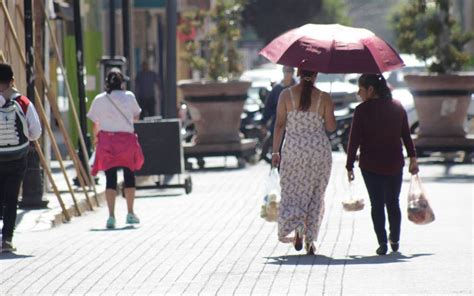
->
<box><xmin>342</xmin><ymin>182</ymin><xmax>365</xmax><ymax>212</ymax></box>
<box><xmin>407</xmin><ymin>174</ymin><xmax>435</xmax><ymax>225</ymax></box>
<box><xmin>260</xmin><ymin>168</ymin><xmax>281</xmax><ymax>222</ymax></box>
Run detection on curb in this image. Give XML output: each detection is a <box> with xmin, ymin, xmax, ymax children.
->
<box><xmin>50</xmin><ymin>184</ymin><xmax>111</xmax><ymax>228</ymax></box>
<box><xmin>48</xmin><ymin>176</ymin><xmax>153</xmax><ymax>228</ymax></box>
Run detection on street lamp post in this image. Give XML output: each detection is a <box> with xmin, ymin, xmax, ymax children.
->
<box><xmin>109</xmin><ymin>0</ymin><xmax>116</xmax><ymax>58</ymax></box>
<box><xmin>73</xmin><ymin>0</ymin><xmax>92</xmax><ymax>179</ymax></box>
<box><xmin>122</xmin><ymin>0</ymin><xmax>131</xmax><ymax>89</ymax></box>
<box><xmin>20</xmin><ymin>0</ymin><xmax>48</xmax><ymax>209</ymax></box>
<box><xmin>165</xmin><ymin>0</ymin><xmax>177</xmax><ymax>119</ymax></box>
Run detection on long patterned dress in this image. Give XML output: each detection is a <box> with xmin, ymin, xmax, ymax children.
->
<box><xmin>278</xmin><ymin>89</ymin><xmax>332</xmax><ymax>244</ymax></box>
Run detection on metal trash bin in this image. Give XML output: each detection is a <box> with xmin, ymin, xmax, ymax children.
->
<box><xmin>133</xmin><ymin>118</ymin><xmax>192</xmax><ymax>194</ymax></box>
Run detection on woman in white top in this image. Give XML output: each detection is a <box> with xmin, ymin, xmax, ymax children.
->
<box><xmin>87</xmin><ymin>68</ymin><xmax>144</xmax><ymax>229</ymax></box>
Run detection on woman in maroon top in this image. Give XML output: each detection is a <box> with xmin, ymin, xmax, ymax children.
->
<box><xmin>346</xmin><ymin>74</ymin><xmax>419</xmax><ymax>255</ymax></box>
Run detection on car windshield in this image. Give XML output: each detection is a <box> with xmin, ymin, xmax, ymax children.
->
<box><xmin>386</xmin><ymin>66</ymin><xmax>427</xmax><ymax>88</ymax></box>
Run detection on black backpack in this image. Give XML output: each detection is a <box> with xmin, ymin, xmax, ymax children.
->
<box><xmin>0</xmin><ymin>95</ymin><xmax>29</xmax><ymax>161</ymax></box>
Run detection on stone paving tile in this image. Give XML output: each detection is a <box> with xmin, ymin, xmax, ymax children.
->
<box><xmin>0</xmin><ymin>154</ymin><xmax>472</xmax><ymax>296</ymax></box>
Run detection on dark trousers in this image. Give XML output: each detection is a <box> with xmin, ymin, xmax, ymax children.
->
<box><xmin>138</xmin><ymin>97</ymin><xmax>156</xmax><ymax>119</ymax></box>
<box><xmin>105</xmin><ymin>167</ymin><xmax>135</xmax><ymax>190</ymax></box>
<box><xmin>0</xmin><ymin>157</ymin><xmax>27</xmax><ymax>241</ymax></box>
<box><xmin>361</xmin><ymin>169</ymin><xmax>403</xmax><ymax>246</ymax></box>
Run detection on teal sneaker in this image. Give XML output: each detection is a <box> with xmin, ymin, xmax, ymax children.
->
<box><xmin>106</xmin><ymin>216</ymin><xmax>116</xmax><ymax>229</ymax></box>
<box><xmin>1</xmin><ymin>240</ymin><xmax>16</xmax><ymax>253</ymax></box>
<box><xmin>126</xmin><ymin>213</ymin><xmax>140</xmax><ymax>224</ymax></box>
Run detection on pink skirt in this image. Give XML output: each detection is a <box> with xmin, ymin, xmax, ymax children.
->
<box><xmin>91</xmin><ymin>131</ymin><xmax>144</xmax><ymax>176</ymax></box>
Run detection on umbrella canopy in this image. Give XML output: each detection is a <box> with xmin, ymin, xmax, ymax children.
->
<box><xmin>259</xmin><ymin>24</ymin><xmax>404</xmax><ymax>74</ymax></box>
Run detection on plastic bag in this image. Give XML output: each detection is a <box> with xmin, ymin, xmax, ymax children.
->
<box><xmin>260</xmin><ymin>168</ymin><xmax>281</xmax><ymax>222</ymax></box>
<box><xmin>342</xmin><ymin>182</ymin><xmax>365</xmax><ymax>212</ymax></box>
<box><xmin>407</xmin><ymin>174</ymin><xmax>435</xmax><ymax>225</ymax></box>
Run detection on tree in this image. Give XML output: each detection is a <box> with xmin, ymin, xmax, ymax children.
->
<box><xmin>242</xmin><ymin>0</ymin><xmax>349</xmax><ymax>44</ymax></box>
<box><xmin>178</xmin><ymin>0</ymin><xmax>245</xmax><ymax>80</ymax></box>
<box><xmin>390</xmin><ymin>0</ymin><xmax>474</xmax><ymax>73</ymax></box>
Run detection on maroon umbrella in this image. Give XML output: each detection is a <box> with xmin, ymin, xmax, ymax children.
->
<box><xmin>259</xmin><ymin>24</ymin><xmax>404</xmax><ymax>73</ymax></box>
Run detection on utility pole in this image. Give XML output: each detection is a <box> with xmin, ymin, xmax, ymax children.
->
<box><xmin>73</xmin><ymin>0</ymin><xmax>91</xmax><ymax>180</ymax></box>
<box><xmin>109</xmin><ymin>0</ymin><xmax>116</xmax><ymax>58</ymax></box>
<box><xmin>122</xmin><ymin>0</ymin><xmax>131</xmax><ymax>89</ymax></box>
<box><xmin>165</xmin><ymin>0</ymin><xmax>177</xmax><ymax>119</ymax></box>
<box><xmin>20</xmin><ymin>0</ymin><xmax>48</xmax><ymax>209</ymax></box>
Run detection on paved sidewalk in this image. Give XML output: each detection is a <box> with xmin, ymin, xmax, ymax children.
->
<box><xmin>1</xmin><ymin>153</ymin><xmax>472</xmax><ymax>295</ymax></box>
<box><xmin>14</xmin><ymin>160</ymin><xmax>118</xmax><ymax>231</ymax></box>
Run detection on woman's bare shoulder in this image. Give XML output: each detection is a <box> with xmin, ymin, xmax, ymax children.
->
<box><xmin>278</xmin><ymin>88</ymin><xmax>291</xmax><ymax>102</ymax></box>
<box><xmin>315</xmin><ymin>90</ymin><xmax>332</xmax><ymax>103</ymax></box>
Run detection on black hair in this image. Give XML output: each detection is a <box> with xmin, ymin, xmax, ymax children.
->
<box><xmin>358</xmin><ymin>74</ymin><xmax>392</xmax><ymax>99</ymax></box>
<box><xmin>299</xmin><ymin>69</ymin><xmax>316</xmax><ymax>111</ymax></box>
<box><xmin>105</xmin><ymin>68</ymin><xmax>124</xmax><ymax>93</ymax></box>
<box><xmin>0</xmin><ymin>63</ymin><xmax>14</xmax><ymax>83</ymax></box>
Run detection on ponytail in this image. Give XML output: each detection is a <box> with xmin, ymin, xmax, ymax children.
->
<box><xmin>358</xmin><ymin>74</ymin><xmax>392</xmax><ymax>99</ymax></box>
<box><xmin>299</xmin><ymin>70</ymin><xmax>316</xmax><ymax>111</ymax></box>
<box><xmin>105</xmin><ymin>68</ymin><xmax>125</xmax><ymax>94</ymax></box>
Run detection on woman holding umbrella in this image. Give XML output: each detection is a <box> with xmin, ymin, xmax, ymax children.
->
<box><xmin>272</xmin><ymin>69</ymin><xmax>336</xmax><ymax>255</ymax></box>
<box><xmin>260</xmin><ymin>23</ymin><xmax>406</xmax><ymax>255</ymax></box>
<box><xmin>346</xmin><ymin>74</ymin><xmax>419</xmax><ymax>255</ymax></box>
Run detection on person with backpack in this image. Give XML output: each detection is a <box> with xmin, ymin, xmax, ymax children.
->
<box><xmin>0</xmin><ymin>63</ymin><xmax>42</xmax><ymax>252</ymax></box>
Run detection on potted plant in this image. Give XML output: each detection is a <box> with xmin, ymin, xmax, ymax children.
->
<box><xmin>391</xmin><ymin>0</ymin><xmax>474</xmax><ymax>150</ymax></box>
<box><xmin>178</xmin><ymin>0</ymin><xmax>254</xmax><ymax>167</ymax></box>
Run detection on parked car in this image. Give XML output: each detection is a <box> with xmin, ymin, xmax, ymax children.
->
<box><xmin>241</xmin><ymin>64</ymin><xmax>358</xmax><ymax>110</ymax></box>
<box><xmin>391</xmin><ymin>87</ymin><xmax>419</xmax><ymax>133</ymax></box>
<box><xmin>240</xmin><ymin>63</ymin><xmax>284</xmax><ymax>91</ymax></box>
<box><xmin>241</xmin><ymin>64</ymin><xmax>360</xmax><ymax>155</ymax></box>
<box><xmin>315</xmin><ymin>73</ymin><xmax>358</xmax><ymax>110</ymax></box>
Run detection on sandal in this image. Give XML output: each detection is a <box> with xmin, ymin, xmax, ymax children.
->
<box><xmin>294</xmin><ymin>225</ymin><xmax>303</xmax><ymax>251</ymax></box>
<box><xmin>305</xmin><ymin>242</ymin><xmax>316</xmax><ymax>255</ymax></box>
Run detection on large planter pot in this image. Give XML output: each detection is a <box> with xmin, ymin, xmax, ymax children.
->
<box><xmin>405</xmin><ymin>74</ymin><xmax>474</xmax><ymax>137</ymax></box>
<box><xmin>178</xmin><ymin>80</ymin><xmax>251</xmax><ymax>145</ymax></box>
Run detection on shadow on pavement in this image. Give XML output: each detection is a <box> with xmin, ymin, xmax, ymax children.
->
<box><xmin>423</xmin><ymin>175</ymin><xmax>474</xmax><ymax>183</ymax></box>
<box><xmin>188</xmin><ymin>166</ymin><xmax>245</xmax><ymax>172</ymax></box>
<box><xmin>415</xmin><ymin>161</ymin><xmax>474</xmax><ymax>183</ymax></box>
<box><xmin>89</xmin><ymin>225</ymin><xmax>138</xmax><ymax>232</ymax></box>
<box><xmin>265</xmin><ymin>252</ymin><xmax>434</xmax><ymax>265</ymax></box>
<box><xmin>13</xmin><ymin>210</ymin><xmax>27</xmax><ymax>227</ymax></box>
<box><xmin>135</xmin><ymin>193</ymin><xmax>184</xmax><ymax>199</ymax></box>
<box><xmin>0</xmin><ymin>253</ymin><xmax>34</xmax><ymax>260</ymax></box>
